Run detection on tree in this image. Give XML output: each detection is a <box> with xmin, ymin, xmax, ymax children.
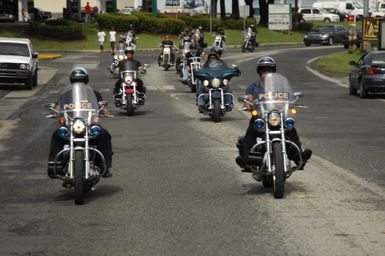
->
<box><xmin>231</xmin><ymin>0</ymin><xmax>240</xmax><ymax>19</ymax></box>
<box><xmin>220</xmin><ymin>0</ymin><xmax>226</xmax><ymax>19</ymax></box>
<box><xmin>211</xmin><ymin>0</ymin><xmax>218</xmax><ymax>19</ymax></box>
<box><xmin>259</xmin><ymin>0</ymin><xmax>275</xmax><ymax>26</ymax></box>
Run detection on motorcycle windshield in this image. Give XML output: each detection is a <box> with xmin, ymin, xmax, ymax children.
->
<box><xmin>120</xmin><ymin>61</ymin><xmax>138</xmax><ymax>71</ymax></box>
<box><xmin>197</xmin><ymin>60</ymin><xmax>238</xmax><ymax>78</ymax></box>
<box><xmin>58</xmin><ymin>83</ymin><xmax>99</xmax><ymax>124</ymax></box>
<box><xmin>256</xmin><ymin>73</ymin><xmax>295</xmax><ymax>113</ymax></box>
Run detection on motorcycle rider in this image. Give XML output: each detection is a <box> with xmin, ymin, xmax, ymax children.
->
<box><xmin>47</xmin><ymin>67</ymin><xmax>113</xmax><ymax>178</ymax></box>
<box><xmin>123</xmin><ymin>24</ymin><xmax>137</xmax><ymax>47</ymax></box>
<box><xmin>195</xmin><ymin>26</ymin><xmax>207</xmax><ymax>49</ymax></box>
<box><xmin>246</xmin><ymin>24</ymin><xmax>257</xmax><ymax>48</ymax></box>
<box><xmin>182</xmin><ymin>43</ymin><xmax>202</xmax><ymax>83</ymax></box>
<box><xmin>158</xmin><ymin>35</ymin><xmax>176</xmax><ymax>66</ymax></box>
<box><xmin>236</xmin><ymin>56</ymin><xmax>312</xmax><ymax>171</ymax></box>
<box><xmin>196</xmin><ymin>48</ymin><xmax>236</xmax><ymax>112</ymax></box>
<box><xmin>113</xmin><ymin>47</ymin><xmax>146</xmax><ymax>99</ymax></box>
<box><xmin>108</xmin><ymin>38</ymin><xmax>126</xmax><ymax>74</ymax></box>
<box><xmin>216</xmin><ymin>27</ymin><xmax>226</xmax><ymax>49</ymax></box>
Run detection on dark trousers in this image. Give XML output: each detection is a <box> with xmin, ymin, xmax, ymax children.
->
<box><xmin>240</xmin><ymin>119</ymin><xmax>302</xmax><ymax>163</ymax></box>
<box><xmin>49</xmin><ymin>127</ymin><xmax>113</xmax><ymax>168</ymax></box>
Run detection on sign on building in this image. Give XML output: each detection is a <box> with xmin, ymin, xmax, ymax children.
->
<box><xmin>268</xmin><ymin>4</ymin><xmax>291</xmax><ymax>31</ymax></box>
<box><xmin>363</xmin><ymin>17</ymin><xmax>379</xmax><ymax>41</ymax></box>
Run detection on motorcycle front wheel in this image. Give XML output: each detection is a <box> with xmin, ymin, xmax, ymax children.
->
<box><xmin>74</xmin><ymin>150</ymin><xmax>85</xmax><ymax>205</ymax></box>
<box><xmin>126</xmin><ymin>94</ymin><xmax>135</xmax><ymax>116</ymax></box>
<box><xmin>242</xmin><ymin>43</ymin><xmax>246</xmax><ymax>53</ymax></box>
<box><xmin>272</xmin><ymin>141</ymin><xmax>285</xmax><ymax>199</ymax></box>
<box><xmin>211</xmin><ymin>99</ymin><xmax>221</xmax><ymax>123</ymax></box>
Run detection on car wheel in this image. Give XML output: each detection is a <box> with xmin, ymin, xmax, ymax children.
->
<box><xmin>32</xmin><ymin>71</ymin><xmax>38</xmax><ymax>87</ymax></box>
<box><xmin>305</xmin><ymin>42</ymin><xmax>311</xmax><ymax>47</ymax></box>
<box><xmin>324</xmin><ymin>18</ymin><xmax>331</xmax><ymax>22</ymax></box>
<box><xmin>349</xmin><ymin>81</ymin><xmax>357</xmax><ymax>95</ymax></box>
<box><xmin>359</xmin><ymin>80</ymin><xmax>368</xmax><ymax>98</ymax></box>
<box><xmin>24</xmin><ymin>76</ymin><xmax>33</xmax><ymax>90</ymax></box>
<box><xmin>328</xmin><ymin>37</ymin><xmax>333</xmax><ymax>45</ymax></box>
<box><xmin>344</xmin><ymin>44</ymin><xmax>349</xmax><ymax>49</ymax></box>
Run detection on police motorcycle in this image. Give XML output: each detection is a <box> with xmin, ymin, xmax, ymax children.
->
<box><xmin>187</xmin><ymin>56</ymin><xmax>202</xmax><ymax>93</ymax></box>
<box><xmin>160</xmin><ymin>44</ymin><xmax>173</xmax><ymax>71</ymax></box>
<box><xmin>239</xmin><ymin>73</ymin><xmax>306</xmax><ymax>199</ymax></box>
<box><xmin>46</xmin><ymin>83</ymin><xmax>110</xmax><ymax>205</ymax></box>
<box><xmin>108</xmin><ymin>44</ymin><xmax>126</xmax><ymax>78</ymax></box>
<box><xmin>113</xmin><ymin>62</ymin><xmax>149</xmax><ymax>116</ymax></box>
<box><xmin>195</xmin><ymin>60</ymin><xmax>240</xmax><ymax>122</ymax></box>
<box><xmin>242</xmin><ymin>29</ymin><xmax>255</xmax><ymax>52</ymax></box>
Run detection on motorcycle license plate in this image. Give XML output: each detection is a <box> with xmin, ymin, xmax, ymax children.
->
<box><xmin>211</xmin><ymin>90</ymin><xmax>221</xmax><ymax>99</ymax></box>
<box><xmin>125</xmin><ymin>88</ymin><xmax>134</xmax><ymax>94</ymax></box>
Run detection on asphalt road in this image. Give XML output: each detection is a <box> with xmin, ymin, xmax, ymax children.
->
<box><xmin>0</xmin><ymin>46</ymin><xmax>385</xmax><ymax>256</ymax></box>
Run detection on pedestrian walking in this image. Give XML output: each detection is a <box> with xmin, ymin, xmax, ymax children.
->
<box><xmin>109</xmin><ymin>27</ymin><xmax>116</xmax><ymax>53</ymax></box>
<box><xmin>97</xmin><ymin>28</ymin><xmax>106</xmax><ymax>53</ymax></box>
<box><xmin>85</xmin><ymin>2</ymin><xmax>91</xmax><ymax>23</ymax></box>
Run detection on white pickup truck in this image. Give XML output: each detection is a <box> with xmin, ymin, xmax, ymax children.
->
<box><xmin>0</xmin><ymin>37</ymin><xmax>38</xmax><ymax>90</ymax></box>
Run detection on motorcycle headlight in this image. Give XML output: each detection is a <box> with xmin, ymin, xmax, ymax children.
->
<box><xmin>124</xmin><ymin>75</ymin><xmax>133</xmax><ymax>83</ymax></box>
<box><xmin>268</xmin><ymin>112</ymin><xmax>281</xmax><ymax>127</ymax></box>
<box><xmin>73</xmin><ymin>119</ymin><xmax>86</xmax><ymax>134</ymax></box>
<box><xmin>223</xmin><ymin>79</ymin><xmax>229</xmax><ymax>86</ymax></box>
<box><xmin>20</xmin><ymin>63</ymin><xmax>29</xmax><ymax>69</ymax></box>
<box><xmin>254</xmin><ymin>119</ymin><xmax>265</xmax><ymax>129</ymax></box>
<box><xmin>212</xmin><ymin>78</ymin><xmax>221</xmax><ymax>88</ymax></box>
<box><xmin>118</xmin><ymin>55</ymin><xmax>124</xmax><ymax>61</ymax></box>
<box><xmin>203</xmin><ymin>80</ymin><xmax>209</xmax><ymax>86</ymax></box>
<box><xmin>90</xmin><ymin>125</ymin><xmax>101</xmax><ymax>137</ymax></box>
<box><xmin>163</xmin><ymin>48</ymin><xmax>171</xmax><ymax>54</ymax></box>
<box><xmin>285</xmin><ymin>118</ymin><xmax>295</xmax><ymax>129</ymax></box>
<box><xmin>57</xmin><ymin>126</ymin><xmax>69</xmax><ymax>138</ymax></box>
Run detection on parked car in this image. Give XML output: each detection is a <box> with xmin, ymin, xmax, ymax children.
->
<box><xmin>32</xmin><ymin>8</ymin><xmax>52</xmax><ymax>21</ymax></box>
<box><xmin>0</xmin><ymin>13</ymin><xmax>15</xmax><ymax>22</ymax></box>
<box><xmin>342</xmin><ymin>27</ymin><xmax>362</xmax><ymax>49</ymax></box>
<box><xmin>298</xmin><ymin>8</ymin><xmax>340</xmax><ymax>22</ymax></box>
<box><xmin>323</xmin><ymin>7</ymin><xmax>348</xmax><ymax>22</ymax></box>
<box><xmin>348</xmin><ymin>51</ymin><xmax>385</xmax><ymax>98</ymax></box>
<box><xmin>0</xmin><ymin>37</ymin><xmax>38</xmax><ymax>90</ymax></box>
<box><xmin>304</xmin><ymin>25</ymin><xmax>348</xmax><ymax>46</ymax></box>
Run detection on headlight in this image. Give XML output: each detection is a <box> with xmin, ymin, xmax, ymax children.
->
<box><xmin>73</xmin><ymin>119</ymin><xmax>86</xmax><ymax>134</ymax></box>
<box><xmin>285</xmin><ymin>118</ymin><xmax>295</xmax><ymax>129</ymax></box>
<box><xmin>57</xmin><ymin>126</ymin><xmax>69</xmax><ymax>138</ymax></box>
<box><xmin>118</xmin><ymin>55</ymin><xmax>124</xmax><ymax>61</ymax></box>
<box><xmin>20</xmin><ymin>63</ymin><xmax>29</xmax><ymax>69</ymax></box>
<box><xmin>254</xmin><ymin>119</ymin><xmax>265</xmax><ymax>129</ymax></box>
<box><xmin>212</xmin><ymin>78</ymin><xmax>221</xmax><ymax>88</ymax></box>
<box><xmin>203</xmin><ymin>80</ymin><xmax>209</xmax><ymax>86</ymax></box>
<box><xmin>268</xmin><ymin>112</ymin><xmax>281</xmax><ymax>127</ymax></box>
<box><xmin>163</xmin><ymin>48</ymin><xmax>171</xmax><ymax>54</ymax></box>
<box><xmin>322</xmin><ymin>34</ymin><xmax>329</xmax><ymax>38</ymax></box>
<box><xmin>304</xmin><ymin>35</ymin><xmax>308</xmax><ymax>39</ymax></box>
<box><xmin>124</xmin><ymin>75</ymin><xmax>133</xmax><ymax>83</ymax></box>
<box><xmin>223</xmin><ymin>79</ymin><xmax>229</xmax><ymax>86</ymax></box>
<box><xmin>90</xmin><ymin>125</ymin><xmax>101</xmax><ymax>137</ymax></box>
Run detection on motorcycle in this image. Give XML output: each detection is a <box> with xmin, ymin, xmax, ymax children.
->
<box><xmin>195</xmin><ymin>60</ymin><xmax>240</xmax><ymax>122</ymax></box>
<box><xmin>213</xmin><ymin>34</ymin><xmax>224</xmax><ymax>49</ymax></box>
<box><xmin>187</xmin><ymin>56</ymin><xmax>202</xmax><ymax>93</ymax></box>
<box><xmin>122</xmin><ymin>31</ymin><xmax>137</xmax><ymax>51</ymax></box>
<box><xmin>176</xmin><ymin>41</ymin><xmax>191</xmax><ymax>77</ymax></box>
<box><xmin>161</xmin><ymin>44</ymin><xmax>173</xmax><ymax>71</ymax></box>
<box><xmin>46</xmin><ymin>83</ymin><xmax>110</xmax><ymax>205</ymax></box>
<box><xmin>239</xmin><ymin>73</ymin><xmax>307</xmax><ymax>198</ymax></box>
<box><xmin>109</xmin><ymin>46</ymin><xmax>125</xmax><ymax>78</ymax></box>
<box><xmin>242</xmin><ymin>30</ymin><xmax>255</xmax><ymax>52</ymax></box>
<box><xmin>113</xmin><ymin>62</ymin><xmax>149</xmax><ymax>116</ymax></box>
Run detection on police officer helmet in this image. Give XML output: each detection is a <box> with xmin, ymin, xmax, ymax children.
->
<box><xmin>256</xmin><ymin>56</ymin><xmax>276</xmax><ymax>75</ymax></box>
<box><xmin>69</xmin><ymin>67</ymin><xmax>89</xmax><ymax>84</ymax></box>
<box><xmin>124</xmin><ymin>46</ymin><xmax>135</xmax><ymax>54</ymax></box>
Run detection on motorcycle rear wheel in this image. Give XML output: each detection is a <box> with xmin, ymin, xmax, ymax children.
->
<box><xmin>211</xmin><ymin>99</ymin><xmax>221</xmax><ymax>123</ymax></box>
<box><xmin>272</xmin><ymin>141</ymin><xmax>285</xmax><ymax>199</ymax></box>
<box><xmin>126</xmin><ymin>94</ymin><xmax>135</xmax><ymax>116</ymax></box>
<box><xmin>74</xmin><ymin>150</ymin><xmax>85</xmax><ymax>205</ymax></box>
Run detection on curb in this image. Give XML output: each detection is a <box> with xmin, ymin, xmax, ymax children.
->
<box><xmin>306</xmin><ymin>56</ymin><xmax>348</xmax><ymax>88</ymax></box>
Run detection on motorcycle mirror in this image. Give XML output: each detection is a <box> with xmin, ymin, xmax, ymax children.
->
<box><xmin>45</xmin><ymin>103</ymin><xmax>56</xmax><ymax>111</ymax></box>
<box><xmin>144</xmin><ymin>64</ymin><xmax>150</xmax><ymax>68</ymax></box>
<box><xmin>293</xmin><ymin>92</ymin><xmax>303</xmax><ymax>98</ymax></box>
<box><xmin>348</xmin><ymin>60</ymin><xmax>357</xmax><ymax>66</ymax></box>
<box><xmin>238</xmin><ymin>95</ymin><xmax>248</xmax><ymax>103</ymax></box>
<box><xmin>98</xmin><ymin>101</ymin><xmax>108</xmax><ymax>107</ymax></box>
<box><xmin>231</xmin><ymin>64</ymin><xmax>238</xmax><ymax>69</ymax></box>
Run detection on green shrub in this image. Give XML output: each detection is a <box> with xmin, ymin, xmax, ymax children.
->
<box><xmin>30</xmin><ymin>20</ymin><xmax>85</xmax><ymax>40</ymax></box>
<box><xmin>296</xmin><ymin>21</ymin><xmax>313</xmax><ymax>32</ymax></box>
<box><xmin>94</xmin><ymin>13</ymin><xmax>140</xmax><ymax>32</ymax></box>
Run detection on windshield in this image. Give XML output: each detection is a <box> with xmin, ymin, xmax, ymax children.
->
<box><xmin>319</xmin><ymin>8</ymin><xmax>329</xmax><ymax>14</ymax></box>
<box><xmin>255</xmin><ymin>73</ymin><xmax>295</xmax><ymax>113</ymax></box>
<box><xmin>58</xmin><ymin>83</ymin><xmax>99</xmax><ymax>124</ymax></box>
<box><xmin>313</xmin><ymin>26</ymin><xmax>333</xmax><ymax>32</ymax></box>
<box><xmin>353</xmin><ymin>1</ymin><xmax>363</xmax><ymax>9</ymax></box>
<box><xmin>0</xmin><ymin>42</ymin><xmax>30</xmax><ymax>56</ymax></box>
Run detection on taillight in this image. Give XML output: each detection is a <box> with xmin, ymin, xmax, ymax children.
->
<box><xmin>367</xmin><ymin>67</ymin><xmax>383</xmax><ymax>75</ymax></box>
<box><xmin>125</xmin><ymin>87</ymin><xmax>134</xmax><ymax>94</ymax></box>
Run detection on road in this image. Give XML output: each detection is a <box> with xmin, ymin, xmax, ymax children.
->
<box><xmin>0</xmin><ymin>46</ymin><xmax>384</xmax><ymax>256</ymax></box>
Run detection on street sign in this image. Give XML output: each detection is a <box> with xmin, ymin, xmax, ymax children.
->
<box><xmin>363</xmin><ymin>17</ymin><xmax>379</xmax><ymax>41</ymax></box>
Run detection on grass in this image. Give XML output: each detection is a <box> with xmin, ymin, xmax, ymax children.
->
<box><xmin>312</xmin><ymin>49</ymin><xmax>364</xmax><ymax>76</ymax></box>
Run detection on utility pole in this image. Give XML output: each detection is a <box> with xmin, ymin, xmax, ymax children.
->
<box><xmin>363</xmin><ymin>0</ymin><xmax>369</xmax><ymax>17</ymax></box>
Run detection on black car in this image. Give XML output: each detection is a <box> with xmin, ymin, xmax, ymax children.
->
<box><xmin>32</xmin><ymin>8</ymin><xmax>52</xmax><ymax>22</ymax></box>
<box><xmin>323</xmin><ymin>8</ymin><xmax>348</xmax><ymax>22</ymax></box>
<box><xmin>348</xmin><ymin>51</ymin><xmax>385</xmax><ymax>98</ymax></box>
<box><xmin>304</xmin><ymin>25</ymin><xmax>348</xmax><ymax>47</ymax></box>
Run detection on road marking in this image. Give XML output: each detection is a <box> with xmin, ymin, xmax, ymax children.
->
<box><xmin>72</xmin><ymin>63</ymin><xmax>99</xmax><ymax>70</ymax></box>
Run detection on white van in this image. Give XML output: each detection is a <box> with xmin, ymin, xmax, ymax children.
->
<box><xmin>312</xmin><ymin>1</ymin><xmax>371</xmax><ymax>19</ymax></box>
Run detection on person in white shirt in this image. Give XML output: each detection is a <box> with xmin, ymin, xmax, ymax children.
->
<box><xmin>97</xmin><ymin>28</ymin><xmax>106</xmax><ymax>53</ymax></box>
<box><xmin>109</xmin><ymin>27</ymin><xmax>116</xmax><ymax>53</ymax></box>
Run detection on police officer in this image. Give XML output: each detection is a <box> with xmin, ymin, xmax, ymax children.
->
<box><xmin>48</xmin><ymin>67</ymin><xmax>113</xmax><ymax>178</ymax></box>
<box><xmin>236</xmin><ymin>56</ymin><xmax>312</xmax><ymax>171</ymax></box>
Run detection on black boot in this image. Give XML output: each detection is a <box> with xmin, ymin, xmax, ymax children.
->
<box><xmin>297</xmin><ymin>149</ymin><xmax>312</xmax><ymax>170</ymax></box>
<box><xmin>103</xmin><ymin>167</ymin><xmax>112</xmax><ymax>178</ymax></box>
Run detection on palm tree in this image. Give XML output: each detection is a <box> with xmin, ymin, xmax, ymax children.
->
<box><xmin>231</xmin><ymin>0</ymin><xmax>240</xmax><ymax>19</ymax></box>
<box><xmin>211</xmin><ymin>0</ymin><xmax>218</xmax><ymax>19</ymax></box>
<box><xmin>220</xmin><ymin>0</ymin><xmax>226</xmax><ymax>19</ymax></box>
